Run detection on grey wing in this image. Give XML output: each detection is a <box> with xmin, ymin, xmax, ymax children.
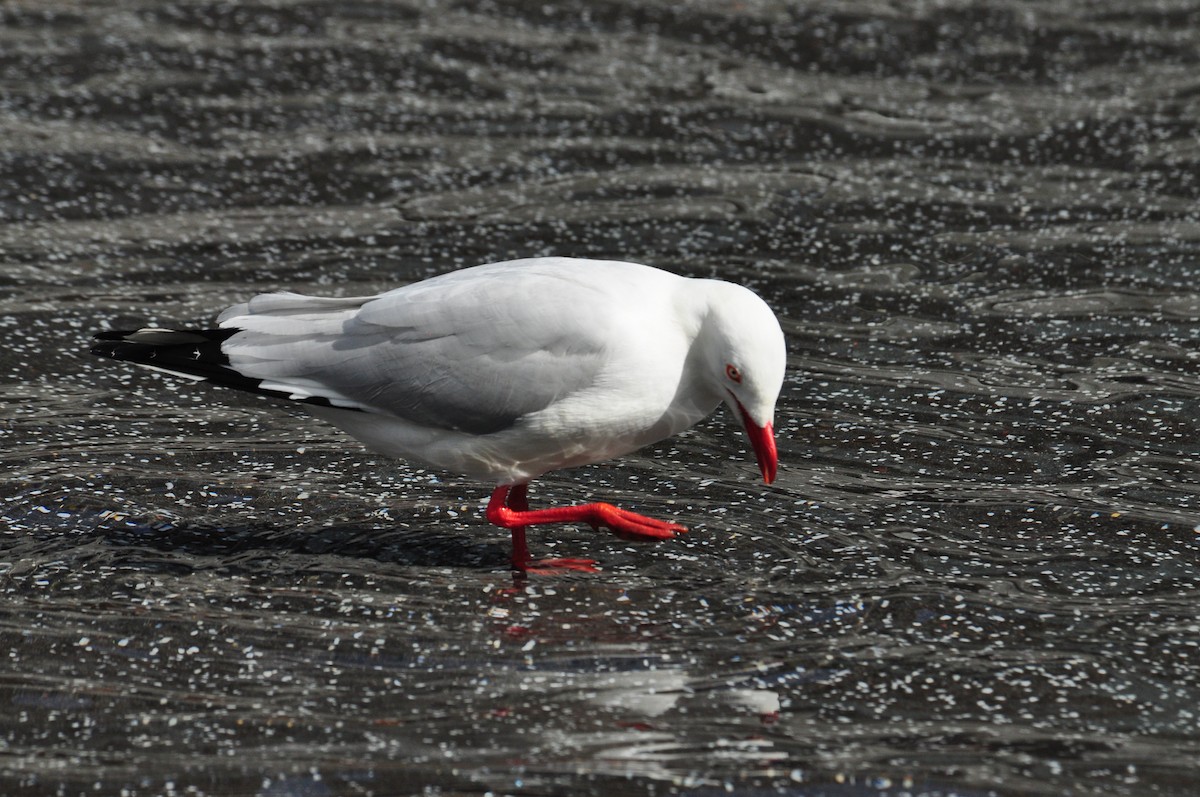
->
<box><xmin>218</xmin><ymin>276</ymin><xmax>613</xmax><ymax>435</ymax></box>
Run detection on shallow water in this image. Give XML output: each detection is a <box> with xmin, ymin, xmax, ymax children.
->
<box><xmin>3</xmin><ymin>1</ymin><xmax>1200</xmax><ymax>795</ymax></box>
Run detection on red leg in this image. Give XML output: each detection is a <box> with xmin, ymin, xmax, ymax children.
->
<box><xmin>487</xmin><ymin>484</ymin><xmax>686</xmax><ymax>574</ymax></box>
<box><xmin>497</xmin><ymin>483</ymin><xmax>600</xmax><ymax>574</ymax></box>
<box><xmin>507</xmin><ymin>483</ymin><xmax>529</xmax><ymax>512</ymax></box>
<box><xmin>487</xmin><ymin>485</ymin><xmax>687</xmax><ymax>540</ymax></box>
<box><xmin>505</xmin><ymin>484</ymin><xmax>535</xmax><ymax>570</ymax></box>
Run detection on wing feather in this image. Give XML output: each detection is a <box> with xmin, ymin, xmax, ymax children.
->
<box><xmin>219</xmin><ymin>263</ymin><xmax>617</xmax><ymax>434</ymax></box>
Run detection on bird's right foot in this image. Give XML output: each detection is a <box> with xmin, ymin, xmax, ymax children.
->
<box><xmin>514</xmin><ymin>556</ymin><xmax>600</xmax><ymax>575</ymax></box>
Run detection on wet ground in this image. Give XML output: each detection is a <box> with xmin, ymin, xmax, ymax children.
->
<box><xmin>3</xmin><ymin>1</ymin><xmax>1200</xmax><ymax>794</ymax></box>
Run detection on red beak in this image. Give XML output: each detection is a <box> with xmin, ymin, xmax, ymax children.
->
<box><xmin>737</xmin><ymin>402</ymin><xmax>778</xmax><ymax>484</ymax></box>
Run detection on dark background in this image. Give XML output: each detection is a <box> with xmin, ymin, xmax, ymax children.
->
<box><xmin>3</xmin><ymin>1</ymin><xmax>1200</xmax><ymax>795</ymax></box>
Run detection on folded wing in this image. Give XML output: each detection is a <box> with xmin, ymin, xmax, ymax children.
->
<box><xmin>216</xmin><ymin>268</ymin><xmax>613</xmax><ymax>435</ymax></box>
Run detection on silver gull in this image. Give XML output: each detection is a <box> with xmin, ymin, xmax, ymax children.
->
<box><xmin>92</xmin><ymin>257</ymin><xmax>786</xmax><ymax>572</ymax></box>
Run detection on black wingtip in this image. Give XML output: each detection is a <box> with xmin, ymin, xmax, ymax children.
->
<box><xmin>88</xmin><ymin>326</ymin><xmax>239</xmax><ymax>367</ymax></box>
<box><xmin>90</xmin><ymin>325</ymin><xmax>368</xmax><ymax>414</ymax></box>
<box><xmin>91</xmin><ymin>329</ymin><xmax>138</xmax><ymax>359</ymax></box>
<box><xmin>92</xmin><ymin>329</ymin><xmax>133</xmax><ymax>342</ymax></box>
<box><xmin>90</xmin><ymin>341</ymin><xmax>119</xmax><ymax>359</ymax></box>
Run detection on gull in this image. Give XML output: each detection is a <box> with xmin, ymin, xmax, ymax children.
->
<box><xmin>92</xmin><ymin>257</ymin><xmax>786</xmax><ymax>572</ymax></box>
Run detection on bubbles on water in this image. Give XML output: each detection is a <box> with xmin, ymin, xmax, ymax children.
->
<box><xmin>4</xmin><ymin>0</ymin><xmax>1200</xmax><ymax>794</ymax></box>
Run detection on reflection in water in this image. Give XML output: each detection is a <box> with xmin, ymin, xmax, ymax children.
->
<box><xmin>3</xmin><ymin>0</ymin><xmax>1200</xmax><ymax>794</ymax></box>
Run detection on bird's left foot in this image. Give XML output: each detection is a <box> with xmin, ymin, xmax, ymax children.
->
<box><xmin>585</xmin><ymin>504</ymin><xmax>688</xmax><ymax>541</ymax></box>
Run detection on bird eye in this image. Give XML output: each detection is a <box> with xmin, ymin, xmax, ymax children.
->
<box><xmin>725</xmin><ymin>364</ymin><xmax>742</xmax><ymax>383</ymax></box>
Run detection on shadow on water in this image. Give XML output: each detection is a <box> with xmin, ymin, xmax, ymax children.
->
<box><xmin>94</xmin><ymin>515</ymin><xmax>508</xmax><ymax>572</ymax></box>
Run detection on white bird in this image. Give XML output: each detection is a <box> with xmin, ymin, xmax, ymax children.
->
<box><xmin>92</xmin><ymin>257</ymin><xmax>786</xmax><ymax>572</ymax></box>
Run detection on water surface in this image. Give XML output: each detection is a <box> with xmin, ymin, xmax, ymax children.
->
<box><xmin>3</xmin><ymin>1</ymin><xmax>1200</xmax><ymax>795</ymax></box>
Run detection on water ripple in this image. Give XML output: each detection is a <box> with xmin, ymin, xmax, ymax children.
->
<box><xmin>4</xmin><ymin>0</ymin><xmax>1200</xmax><ymax>794</ymax></box>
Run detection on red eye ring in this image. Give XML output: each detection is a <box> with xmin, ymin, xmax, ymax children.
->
<box><xmin>725</xmin><ymin>364</ymin><xmax>742</xmax><ymax>383</ymax></box>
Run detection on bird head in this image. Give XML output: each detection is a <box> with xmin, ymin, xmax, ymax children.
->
<box><xmin>701</xmin><ymin>282</ymin><xmax>787</xmax><ymax>484</ymax></box>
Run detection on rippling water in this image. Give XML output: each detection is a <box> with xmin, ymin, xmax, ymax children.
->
<box><xmin>3</xmin><ymin>1</ymin><xmax>1200</xmax><ymax>795</ymax></box>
